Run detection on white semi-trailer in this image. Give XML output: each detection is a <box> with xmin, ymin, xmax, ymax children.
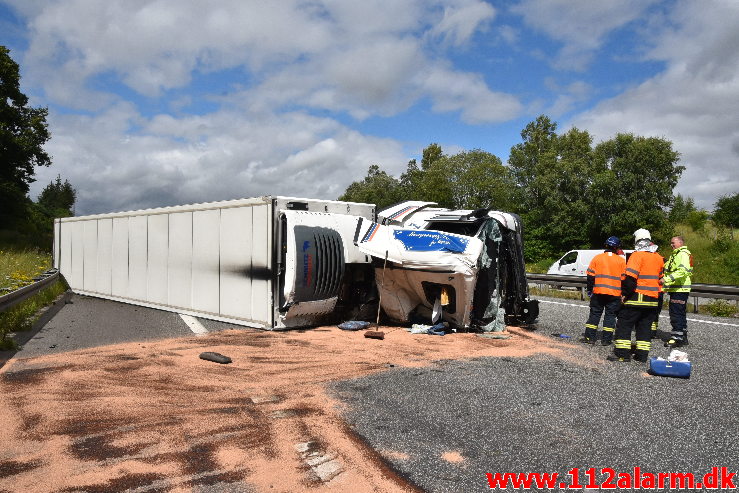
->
<box><xmin>54</xmin><ymin>196</ymin><xmax>538</xmax><ymax>331</ymax></box>
<box><xmin>53</xmin><ymin>196</ymin><xmax>376</xmax><ymax>329</ymax></box>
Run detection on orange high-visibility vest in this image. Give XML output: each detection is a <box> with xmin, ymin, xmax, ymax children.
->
<box><xmin>587</xmin><ymin>252</ymin><xmax>626</xmax><ymax>296</ymax></box>
<box><xmin>625</xmin><ymin>251</ymin><xmax>664</xmax><ymax>297</ymax></box>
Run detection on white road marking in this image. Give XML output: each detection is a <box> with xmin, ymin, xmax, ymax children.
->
<box><xmin>538</xmin><ymin>299</ymin><xmax>739</xmax><ymax>327</ymax></box>
<box><xmin>179</xmin><ymin>314</ymin><xmax>208</xmax><ymax>335</ymax></box>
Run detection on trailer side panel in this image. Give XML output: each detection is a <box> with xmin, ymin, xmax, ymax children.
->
<box><xmin>58</xmin><ymin>198</ymin><xmax>275</xmax><ymax>329</ymax></box>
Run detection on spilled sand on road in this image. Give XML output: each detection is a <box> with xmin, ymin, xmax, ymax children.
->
<box><xmin>0</xmin><ymin>325</ymin><xmax>578</xmax><ymax>492</ymax></box>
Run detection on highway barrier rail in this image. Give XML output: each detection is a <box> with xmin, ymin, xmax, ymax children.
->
<box><xmin>526</xmin><ymin>273</ymin><xmax>739</xmax><ymax>312</ymax></box>
<box><xmin>0</xmin><ymin>269</ymin><xmax>60</xmax><ymax>313</ymax></box>
<box><xmin>2</xmin><ymin>270</ymin><xmax>735</xmax><ymax>315</ymax></box>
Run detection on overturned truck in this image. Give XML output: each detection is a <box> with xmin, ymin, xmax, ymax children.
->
<box><xmin>53</xmin><ymin>196</ymin><xmax>537</xmax><ymax>331</ymax></box>
<box><xmin>356</xmin><ymin>201</ymin><xmax>538</xmax><ymax>331</ymax></box>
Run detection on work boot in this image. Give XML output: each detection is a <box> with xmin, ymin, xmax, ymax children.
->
<box><xmin>580</xmin><ymin>326</ymin><xmax>597</xmax><ymax>344</ymax></box>
<box><xmin>665</xmin><ymin>338</ymin><xmax>687</xmax><ymax>348</ymax></box>
<box><xmin>600</xmin><ymin>337</ymin><xmax>612</xmax><ymax>346</ymax></box>
<box><xmin>607</xmin><ymin>354</ymin><xmax>631</xmax><ymax>363</ymax></box>
<box><xmin>633</xmin><ymin>353</ymin><xmax>649</xmax><ymax>363</ymax></box>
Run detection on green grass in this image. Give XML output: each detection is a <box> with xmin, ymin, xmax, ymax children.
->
<box><xmin>524</xmin><ymin>222</ymin><xmax>739</xmax><ymax>285</ymax></box>
<box><xmin>0</xmin><ymin>246</ymin><xmax>52</xmax><ymax>292</ymax></box>
<box><xmin>0</xmin><ymin>279</ymin><xmax>67</xmax><ymax>350</ymax></box>
<box><xmin>529</xmin><ymin>285</ymin><xmax>586</xmax><ymax>301</ymax></box>
<box><xmin>666</xmin><ymin>222</ymin><xmax>739</xmax><ymax>285</ymax></box>
<box><xmin>526</xmin><ymin>257</ymin><xmax>557</xmax><ymax>274</ymax></box>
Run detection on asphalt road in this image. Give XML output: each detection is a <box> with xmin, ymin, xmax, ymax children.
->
<box><xmin>332</xmin><ymin>298</ymin><xmax>739</xmax><ymax>492</ymax></box>
<box><xmin>5</xmin><ymin>294</ymin><xmax>739</xmax><ymax>492</ymax></box>
<box><xmin>8</xmin><ymin>294</ymin><xmax>237</xmax><ymax>360</ymax></box>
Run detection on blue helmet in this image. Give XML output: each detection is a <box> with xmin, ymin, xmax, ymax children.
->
<box><xmin>605</xmin><ymin>236</ymin><xmax>621</xmax><ymax>248</ymax></box>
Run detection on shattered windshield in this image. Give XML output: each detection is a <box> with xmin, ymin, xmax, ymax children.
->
<box><xmin>424</xmin><ymin>219</ymin><xmax>485</xmax><ymax>237</ymax></box>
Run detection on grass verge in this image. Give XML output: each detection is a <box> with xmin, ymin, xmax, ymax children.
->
<box><xmin>669</xmin><ymin>223</ymin><xmax>739</xmax><ymax>285</ymax></box>
<box><xmin>0</xmin><ymin>280</ymin><xmax>67</xmax><ymax>350</ymax></box>
<box><xmin>529</xmin><ymin>285</ymin><xmax>586</xmax><ymax>301</ymax></box>
<box><xmin>0</xmin><ymin>246</ymin><xmax>52</xmax><ymax>291</ymax></box>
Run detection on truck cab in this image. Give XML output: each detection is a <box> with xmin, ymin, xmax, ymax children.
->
<box><xmin>356</xmin><ymin>201</ymin><xmax>538</xmax><ymax>331</ymax></box>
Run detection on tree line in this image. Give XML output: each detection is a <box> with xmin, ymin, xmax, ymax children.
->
<box><xmin>1</xmin><ymin>46</ymin><xmax>76</xmax><ymax>249</ymax></box>
<box><xmin>340</xmin><ymin>115</ymin><xmax>738</xmax><ymax>261</ymax></box>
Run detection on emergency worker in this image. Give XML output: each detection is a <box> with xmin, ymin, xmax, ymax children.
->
<box><xmin>632</xmin><ymin>229</ymin><xmax>663</xmax><ymax>339</ymax></box>
<box><xmin>662</xmin><ymin>236</ymin><xmax>693</xmax><ymax>347</ymax></box>
<box><xmin>608</xmin><ymin>230</ymin><xmax>664</xmax><ymax>363</ymax></box>
<box><xmin>580</xmin><ymin>236</ymin><xmax>626</xmax><ymax>345</ymax></box>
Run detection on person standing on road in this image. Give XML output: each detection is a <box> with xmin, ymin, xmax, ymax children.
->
<box><xmin>662</xmin><ymin>236</ymin><xmax>693</xmax><ymax>348</ymax></box>
<box><xmin>609</xmin><ymin>230</ymin><xmax>664</xmax><ymax>363</ymax></box>
<box><xmin>580</xmin><ymin>236</ymin><xmax>626</xmax><ymax>345</ymax></box>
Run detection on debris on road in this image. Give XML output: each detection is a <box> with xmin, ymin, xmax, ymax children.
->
<box><xmin>338</xmin><ymin>321</ymin><xmax>371</xmax><ymax>331</ymax></box>
<box><xmin>199</xmin><ymin>351</ymin><xmax>232</xmax><ymax>364</ymax></box>
<box><xmin>0</xmin><ymin>325</ymin><xmax>565</xmax><ymax>492</ymax></box>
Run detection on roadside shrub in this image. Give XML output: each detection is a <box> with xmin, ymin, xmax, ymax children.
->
<box><xmin>701</xmin><ymin>300</ymin><xmax>737</xmax><ymax>318</ymax></box>
<box><xmin>526</xmin><ymin>257</ymin><xmax>557</xmax><ymax>274</ymax></box>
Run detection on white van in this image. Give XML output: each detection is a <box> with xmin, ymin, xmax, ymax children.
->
<box><xmin>547</xmin><ymin>249</ymin><xmax>632</xmax><ymax>276</ymax></box>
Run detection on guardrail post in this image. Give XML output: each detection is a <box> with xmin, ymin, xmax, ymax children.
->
<box><xmin>693</xmin><ymin>296</ymin><xmax>698</xmax><ymax>314</ymax></box>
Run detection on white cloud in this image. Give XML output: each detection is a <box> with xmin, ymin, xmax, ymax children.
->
<box><xmin>10</xmin><ymin>0</ymin><xmax>515</xmax><ymax>120</ymax></box>
<box><xmin>31</xmin><ymin>106</ymin><xmax>407</xmax><ymax>214</ymax></box>
<box><xmin>429</xmin><ymin>0</ymin><xmax>496</xmax><ymax>46</ymax></box>
<box><xmin>544</xmin><ymin>79</ymin><xmax>593</xmax><ymax>116</ymax></box>
<box><xmin>511</xmin><ymin>0</ymin><xmax>659</xmax><ymax>70</ymax></box>
<box><xmin>17</xmin><ymin>0</ymin><xmax>334</xmax><ymax>100</ymax></box>
<box><xmin>571</xmin><ymin>0</ymin><xmax>739</xmax><ymax>210</ymax></box>
<box><xmin>4</xmin><ymin>0</ymin><xmax>523</xmax><ymax>215</ymax></box>
<box><xmin>420</xmin><ymin>66</ymin><xmax>522</xmax><ymax>123</ymax></box>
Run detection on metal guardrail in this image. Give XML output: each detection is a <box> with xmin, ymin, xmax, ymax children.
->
<box><xmin>526</xmin><ymin>273</ymin><xmax>739</xmax><ymax>315</ymax></box>
<box><xmin>0</xmin><ymin>270</ymin><xmax>60</xmax><ymax>313</ymax></box>
<box><xmin>526</xmin><ymin>273</ymin><xmax>739</xmax><ymax>300</ymax></box>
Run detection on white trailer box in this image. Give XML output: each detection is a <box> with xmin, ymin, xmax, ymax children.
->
<box><xmin>53</xmin><ymin>196</ymin><xmax>375</xmax><ymax>329</ymax></box>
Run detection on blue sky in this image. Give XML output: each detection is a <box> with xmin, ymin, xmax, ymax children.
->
<box><xmin>1</xmin><ymin>0</ymin><xmax>737</xmax><ymax>215</ymax></box>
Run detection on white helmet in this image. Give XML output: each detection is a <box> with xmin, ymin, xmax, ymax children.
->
<box><xmin>633</xmin><ymin>228</ymin><xmax>651</xmax><ymax>241</ymax></box>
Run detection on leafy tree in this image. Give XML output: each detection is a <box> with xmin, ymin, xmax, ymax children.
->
<box><xmin>38</xmin><ymin>174</ymin><xmax>77</xmax><ymax>217</ymax></box>
<box><xmin>508</xmin><ymin>116</ymin><xmax>598</xmax><ymax>258</ymax></box>
<box><xmin>508</xmin><ymin>115</ymin><xmax>558</xmax><ymax>213</ymax></box>
<box><xmin>419</xmin><ymin>149</ymin><xmax>514</xmax><ymax>210</ymax></box>
<box><xmin>338</xmin><ymin>164</ymin><xmax>402</xmax><ymax>210</ymax></box>
<box><xmin>421</xmin><ymin>143</ymin><xmax>443</xmax><ymax>170</ymax></box>
<box><xmin>713</xmin><ymin>193</ymin><xmax>739</xmax><ymax>229</ymax></box>
<box><xmin>0</xmin><ymin>46</ymin><xmax>51</xmax><ymax>227</ymax></box>
<box><xmin>399</xmin><ymin>158</ymin><xmax>424</xmax><ymax>200</ymax></box>
<box><xmin>668</xmin><ymin>194</ymin><xmax>697</xmax><ymax>224</ymax></box>
<box><xmin>590</xmin><ymin>133</ymin><xmax>682</xmax><ymax>245</ymax></box>
<box><xmin>686</xmin><ymin>209</ymin><xmax>709</xmax><ymax>232</ymax></box>
<box><xmin>399</xmin><ymin>143</ymin><xmax>446</xmax><ymax>201</ymax></box>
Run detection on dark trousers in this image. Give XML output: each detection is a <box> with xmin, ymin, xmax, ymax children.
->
<box><xmin>614</xmin><ymin>304</ymin><xmax>656</xmax><ymax>361</ymax></box>
<box><xmin>668</xmin><ymin>291</ymin><xmax>690</xmax><ymax>341</ymax></box>
<box><xmin>650</xmin><ymin>292</ymin><xmax>664</xmax><ymax>337</ymax></box>
<box><xmin>584</xmin><ymin>294</ymin><xmax>621</xmax><ymax>342</ymax></box>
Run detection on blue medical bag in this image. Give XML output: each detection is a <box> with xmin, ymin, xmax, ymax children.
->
<box><xmin>648</xmin><ymin>357</ymin><xmax>691</xmax><ymax>379</ymax></box>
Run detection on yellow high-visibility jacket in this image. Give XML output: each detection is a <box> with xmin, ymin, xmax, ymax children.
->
<box><xmin>663</xmin><ymin>246</ymin><xmax>693</xmax><ymax>293</ymax></box>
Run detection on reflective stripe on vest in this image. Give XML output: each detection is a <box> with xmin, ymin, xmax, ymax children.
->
<box><xmin>624</xmin><ymin>292</ymin><xmax>659</xmax><ymax>307</ymax></box>
<box><xmin>625</xmin><ymin>251</ymin><xmax>664</xmax><ymax>297</ymax></box>
<box><xmin>588</xmin><ymin>252</ymin><xmax>626</xmax><ymax>296</ymax></box>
